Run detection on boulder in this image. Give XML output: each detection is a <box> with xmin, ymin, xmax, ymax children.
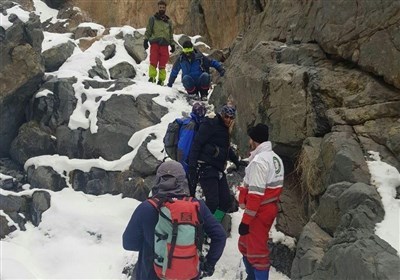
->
<box><xmin>0</xmin><ymin>215</ymin><xmax>17</xmax><ymax>238</ymax></box>
<box><xmin>312</xmin><ymin>230</ymin><xmax>400</xmax><ymax>280</ymax></box>
<box><xmin>130</xmin><ymin>134</ymin><xmax>162</xmax><ymax>177</ymax></box>
<box><xmin>88</xmin><ymin>57</ymin><xmax>109</xmax><ymax>79</ymax></box>
<box><xmin>109</xmin><ymin>62</ymin><xmax>136</xmax><ymax>79</ymax></box>
<box><xmin>102</xmin><ymin>43</ymin><xmax>116</xmax><ymax>60</ymax></box>
<box><xmin>10</xmin><ymin>121</ymin><xmax>57</xmax><ymax>166</ymax></box>
<box><xmin>318</xmin><ymin>132</ymin><xmax>370</xmax><ymax>193</ymax></box>
<box><xmin>30</xmin><ymin>77</ymin><xmax>77</xmax><ymax>131</ymax></box>
<box><xmin>74</xmin><ymin>26</ymin><xmax>97</xmax><ymax>39</ymax></box>
<box><xmin>42</xmin><ymin>41</ymin><xmax>75</xmax><ymax>72</ymax></box>
<box><xmin>123</xmin><ymin>32</ymin><xmax>147</xmax><ymax>64</ymax></box>
<box><xmin>27</xmin><ymin>165</ymin><xmax>67</xmax><ymax>191</ymax></box>
<box><xmin>311</xmin><ymin>182</ymin><xmax>352</xmax><ymax>235</ymax></box>
<box><xmin>291</xmin><ymin>222</ymin><xmax>332</xmax><ymax>280</ymax></box>
<box><xmin>30</xmin><ymin>191</ymin><xmax>51</xmax><ymax>226</ymax></box>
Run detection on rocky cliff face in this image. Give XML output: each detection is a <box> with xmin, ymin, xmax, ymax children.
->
<box><xmin>68</xmin><ymin>0</ymin><xmax>258</xmax><ymax>49</ymax></box>
<box><xmin>212</xmin><ymin>0</ymin><xmax>400</xmax><ymax>278</ymax></box>
<box><xmin>0</xmin><ymin>2</ymin><xmax>45</xmax><ymax>157</ymax></box>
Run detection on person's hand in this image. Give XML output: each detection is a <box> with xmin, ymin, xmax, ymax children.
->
<box><xmin>167</xmin><ymin>82</ymin><xmax>173</xmax><ymax>88</ymax></box>
<box><xmin>219</xmin><ymin>68</ymin><xmax>225</xmax><ymax>77</ymax></box>
<box><xmin>238</xmin><ymin>222</ymin><xmax>250</xmax><ymax>236</ymax></box>
<box><xmin>143</xmin><ymin>39</ymin><xmax>149</xmax><ymax>50</ymax></box>
<box><xmin>170</xmin><ymin>44</ymin><xmax>175</xmax><ymax>53</ymax></box>
<box><xmin>200</xmin><ymin>261</ymin><xmax>215</xmax><ymax>278</ymax></box>
<box><xmin>226</xmin><ymin>163</ymin><xmax>238</xmax><ymax>173</ymax></box>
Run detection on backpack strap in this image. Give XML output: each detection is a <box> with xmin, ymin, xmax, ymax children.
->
<box><xmin>148</xmin><ymin>197</ymin><xmax>159</xmax><ymax>209</ymax></box>
<box><xmin>168</xmin><ymin>218</ymin><xmax>179</xmax><ymax>268</ymax></box>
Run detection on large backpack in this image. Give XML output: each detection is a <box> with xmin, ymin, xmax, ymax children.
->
<box><xmin>163</xmin><ymin>120</ymin><xmax>181</xmax><ymax>160</ymax></box>
<box><xmin>148</xmin><ymin>197</ymin><xmax>203</xmax><ymax>280</ymax></box>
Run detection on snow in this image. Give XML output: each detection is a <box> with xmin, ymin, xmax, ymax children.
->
<box><xmin>32</xmin><ymin>0</ymin><xmax>59</xmax><ymax>23</ymax></box>
<box><xmin>0</xmin><ymin>4</ymin><xmax>30</xmax><ymax>30</ymax></box>
<box><xmin>42</xmin><ymin>32</ymin><xmax>74</xmax><ymax>52</ymax></box>
<box><xmin>1</xmin><ymin>1</ymin><xmax>398</xmax><ymax>279</ymax></box>
<box><xmin>367</xmin><ymin>151</ymin><xmax>400</xmax><ymax>255</ymax></box>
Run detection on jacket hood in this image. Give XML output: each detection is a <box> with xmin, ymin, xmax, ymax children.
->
<box><xmin>152</xmin><ymin>161</ymin><xmax>189</xmax><ymax>197</ymax></box>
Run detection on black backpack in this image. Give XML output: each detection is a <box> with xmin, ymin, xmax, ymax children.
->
<box><xmin>163</xmin><ymin>120</ymin><xmax>181</xmax><ymax>160</ymax></box>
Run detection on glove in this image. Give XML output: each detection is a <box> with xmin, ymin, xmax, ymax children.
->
<box><xmin>226</xmin><ymin>163</ymin><xmax>238</xmax><ymax>173</ymax></box>
<box><xmin>170</xmin><ymin>44</ymin><xmax>175</xmax><ymax>53</ymax></box>
<box><xmin>200</xmin><ymin>261</ymin><xmax>215</xmax><ymax>278</ymax></box>
<box><xmin>219</xmin><ymin>68</ymin><xmax>225</xmax><ymax>77</ymax></box>
<box><xmin>238</xmin><ymin>222</ymin><xmax>250</xmax><ymax>236</ymax></box>
<box><xmin>143</xmin><ymin>39</ymin><xmax>149</xmax><ymax>50</ymax></box>
<box><xmin>167</xmin><ymin>82</ymin><xmax>173</xmax><ymax>87</ymax></box>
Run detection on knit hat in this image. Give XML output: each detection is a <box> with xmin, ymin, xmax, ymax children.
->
<box><xmin>152</xmin><ymin>161</ymin><xmax>189</xmax><ymax>197</ymax></box>
<box><xmin>182</xmin><ymin>41</ymin><xmax>193</xmax><ymax>49</ymax></box>
<box><xmin>220</xmin><ymin>104</ymin><xmax>236</xmax><ymax>118</ymax></box>
<box><xmin>248</xmin><ymin>123</ymin><xmax>269</xmax><ymax>143</ymax></box>
<box><xmin>192</xmin><ymin>102</ymin><xmax>206</xmax><ymax>118</ymax></box>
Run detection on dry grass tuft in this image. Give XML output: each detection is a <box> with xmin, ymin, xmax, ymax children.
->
<box><xmin>295</xmin><ymin>146</ymin><xmax>323</xmax><ymax>199</ymax></box>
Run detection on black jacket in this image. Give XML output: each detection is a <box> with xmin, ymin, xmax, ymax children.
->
<box><xmin>189</xmin><ymin>114</ymin><xmax>237</xmax><ymax>171</ymax></box>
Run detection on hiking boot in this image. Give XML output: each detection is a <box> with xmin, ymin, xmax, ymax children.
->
<box><xmin>199</xmin><ymin>89</ymin><xmax>208</xmax><ymax>101</ymax></box>
<box><xmin>188</xmin><ymin>92</ymin><xmax>199</xmax><ymax>100</ymax></box>
<box><xmin>200</xmin><ymin>95</ymin><xmax>208</xmax><ymax>101</ymax></box>
<box><xmin>148</xmin><ymin>77</ymin><xmax>156</xmax><ymax>83</ymax></box>
<box><xmin>157</xmin><ymin>80</ymin><xmax>164</xmax><ymax>86</ymax></box>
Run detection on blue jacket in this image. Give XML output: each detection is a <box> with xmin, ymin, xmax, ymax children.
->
<box><xmin>176</xmin><ymin>113</ymin><xmax>203</xmax><ymax>172</ymax></box>
<box><xmin>122</xmin><ymin>197</ymin><xmax>226</xmax><ymax>280</ymax></box>
<box><xmin>168</xmin><ymin>50</ymin><xmax>223</xmax><ymax>85</ymax></box>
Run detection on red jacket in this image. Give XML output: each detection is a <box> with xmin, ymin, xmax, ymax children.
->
<box><xmin>239</xmin><ymin>141</ymin><xmax>284</xmax><ymax>225</ymax></box>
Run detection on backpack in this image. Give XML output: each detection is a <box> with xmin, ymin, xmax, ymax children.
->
<box><xmin>163</xmin><ymin>120</ymin><xmax>181</xmax><ymax>160</ymax></box>
<box><xmin>148</xmin><ymin>197</ymin><xmax>204</xmax><ymax>280</ymax></box>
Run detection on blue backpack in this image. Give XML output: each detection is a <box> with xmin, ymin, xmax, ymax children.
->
<box><xmin>163</xmin><ymin>118</ymin><xmax>196</xmax><ymax>162</ymax></box>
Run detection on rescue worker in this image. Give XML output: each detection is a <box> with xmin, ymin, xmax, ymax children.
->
<box><xmin>167</xmin><ymin>41</ymin><xmax>225</xmax><ymax>101</ymax></box>
<box><xmin>144</xmin><ymin>0</ymin><xmax>175</xmax><ymax>85</ymax></box>
<box><xmin>237</xmin><ymin>124</ymin><xmax>284</xmax><ymax>280</ymax></box>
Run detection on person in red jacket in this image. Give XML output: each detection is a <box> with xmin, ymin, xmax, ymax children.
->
<box><xmin>237</xmin><ymin>124</ymin><xmax>284</xmax><ymax>280</ymax></box>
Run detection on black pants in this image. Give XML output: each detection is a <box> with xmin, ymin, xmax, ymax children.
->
<box><xmin>198</xmin><ymin>165</ymin><xmax>232</xmax><ymax>213</ymax></box>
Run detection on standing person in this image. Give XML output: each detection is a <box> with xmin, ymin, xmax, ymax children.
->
<box><xmin>188</xmin><ymin>104</ymin><xmax>239</xmax><ymax>222</ymax></box>
<box><xmin>176</xmin><ymin>102</ymin><xmax>207</xmax><ymax>195</ymax></box>
<box><xmin>237</xmin><ymin>124</ymin><xmax>284</xmax><ymax>280</ymax></box>
<box><xmin>144</xmin><ymin>0</ymin><xmax>175</xmax><ymax>86</ymax></box>
<box><xmin>167</xmin><ymin>41</ymin><xmax>225</xmax><ymax>101</ymax></box>
<box><xmin>123</xmin><ymin>161</ymin><xmax>226</xmax><ymax>280</ymax></box>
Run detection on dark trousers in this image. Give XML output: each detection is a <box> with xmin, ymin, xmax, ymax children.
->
<box><xmin>182</xmin><ymin>73</ymin><xmax>211</xmax><ymax>95</ymax></box>
<box><xmin>198</xmin><ymin>165</ymin><xmax>231</xmax><ymax>213</ymax></box>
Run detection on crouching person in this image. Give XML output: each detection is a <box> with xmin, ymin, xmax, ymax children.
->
<box><xmin>123</xmin><ymin>160</ymin><xmax>227</xmax><ymax>280</ymax></box>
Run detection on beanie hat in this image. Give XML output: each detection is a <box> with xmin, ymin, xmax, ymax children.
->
<box><xmin>182</xmin><ymin>41</ymin><xmax>193</xmax><ymax>49</ymax></box>
<box><xmin>152</xmin><ymin>161</ymin><xmax>189</xmax><ymax>197</ymax></box>
<box><xmin>219</xmin><ymin>104</ymin><xmax>236</xmax><ymax>118</ymax></box>
<box><xmin>248</xmin><ymin>123</ymin><xmax>269</xmax><ymax>143</ymax></box>
<box><xmin>192</xmin><ymin>102</ymin><xmax>206</xmax><ymax>118</ymax></box>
